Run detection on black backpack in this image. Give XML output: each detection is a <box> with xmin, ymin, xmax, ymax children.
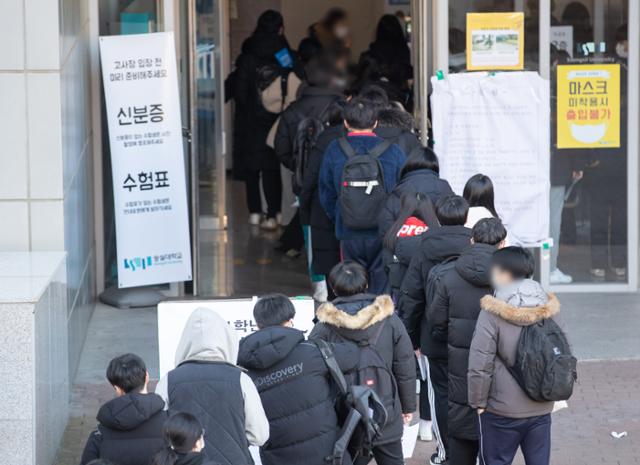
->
<box><xmin>504</xmin><ymin>319</ymin><xmax>577</xmax><ymax>402</ymax></box>
<box><xmin>425</xmin><ymin>256</ymin><xmax>458</xmax><ymax>307</ymax></box>
<box><xmin>338</xmin><ymin>137</ymin><xmax>390</xmax><ymax>230</ymax></box>
<box><xmin>313</xmin><ymin>339</ymin><xmax>388</xmax><ymax>465</ymax></box>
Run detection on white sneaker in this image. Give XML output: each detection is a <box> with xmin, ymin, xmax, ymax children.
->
<box><xmin>591</xmin><ymin>268</ymin><xmax>606</xmax><ymax>278</ymax></box>
<box><xmin>260</xmin><ymin>218</ymin><xmax>278</xmax><ymax>231</ymax></box>
<box><xmin>276</xmin><ymin>212</ymin><xmax>283</xmax><ymax>225</ymax></box>
<box><xmin>550</xmin><ymin>268</ymin><xmax>573</xmax><ymax>284</ymax></box>
<box><xmin>419</xmin><ymin>419</ymin><xmax>433</xmax><ymax>442</ymax></box>
<box><xmin>248</xmin><ymin>213</ymin><xmax>261</xmax><ymax>226</ymax></box>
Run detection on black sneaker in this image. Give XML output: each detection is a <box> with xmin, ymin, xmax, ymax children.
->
<box><xmin>430</xmin><ymin>452</ymin><xmax>448</xmax><ymax>465</ymax></box>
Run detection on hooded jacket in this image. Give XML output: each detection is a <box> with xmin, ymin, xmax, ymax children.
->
<box><xmin>378</xmin><ymin>169</ymin><xmax>454</xmax><ymax>240</ymax></box>
<box><xmin>373</xmin><ymin>126</ymin><xmax>420</xmax><ymax>158</ymax></box>
<box><xmin>397</xmin><ymin>225</ymin><xmax>472</xmax><ymax>356</ymax></box>
<box><xmin>155</xmin><ymin>308</ymin><xmax>269</xmax><ymax>465</ymax></box>
<box><xmin>80</xmin><ymin>392</ymin><xmax>167</xmax><ymax>465</ymax></box>
<box><xmin>318</xmin><ymin>134</ymin><xmax>406</xmax><ymax>239</ymax></box>
<box><xmin>427</xmin><ymin>243</ymin><xmax>495</xmax><ymax>440</ymax></box>
<box><xmin>468</xmin><ymin>280</ymin><xmax>561</xmax><ymax>419</ymax></box>
<box><xmin>310</xmin><ymin>294</ymin><xmax>416</xmax><ymax>444</ymax></box>
<box><xmin>238</xmin><ymin>327</ymin><xmax>358</xmax><ymax>465</ymax></box>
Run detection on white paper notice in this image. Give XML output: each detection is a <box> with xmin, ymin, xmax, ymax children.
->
<box><xmin>431</xmin><ymin>72</ymin><xmax>550</xmax><ymax>246</ymax></box>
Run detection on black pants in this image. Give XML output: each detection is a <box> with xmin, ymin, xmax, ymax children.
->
<box><xmin>340</xmin><ymin>236</ymin><xmax>387</xmax><ymax>294</ymax></box>
<box><xmin>419</xmin><ymin>379</ymin><xmax>432</xmax><ymax>421</ymax></box>
<box><xmin>354</xmin><ymin>440</ymin><xmax>404</xmax><ymax>465</ymax></box>
<box><xmin>450</xmin><ymin>436</ymin><xmax>478</xmax><ymax>465</ymax></box>
<box><xmin>429</xmin><ymin>357</ymin><xmax>449</xmax><ymax>456</ymax></box>
<box><xmin>245</xmin><ymin>169</ymin><xmax>282</xmax><ymax>218</ymax></box>
<box><xmin>479</xmin><ymin>412</ymin><xmax>551</xmax><ymax>465</ymax></box>
<box><xmin>589</xmin><ymin>181</ymin><xmax>627</xmax><ymax>269</ymax></box>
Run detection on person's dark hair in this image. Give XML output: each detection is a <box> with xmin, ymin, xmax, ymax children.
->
<box><xmin>615</xmin><ymin>24</ymin><xmax>628</xmax><ymax>42</ymax></box>
<box><xmin>152</xmin><ymin>413</ymin><xmax>204</xmax><ymax>465</ymax></box>
<box><xmin>106</xmin><ymin>353</ymin><xmax>147</xmax><ymax>393</ymax></box>
<box><xmin>374</xmin><ymin>14</ymin><xmax>406</xmax><ymax>47</ymax></box>
<box><xmin>435</xmin><ymin>195</ymin><xmax>469</xmax><ymax>226</ymax></box>
<box><xmin>492</xmin><ymin>246</ymin><xmax>535</xmax><ymax>280</ymax></box>
<box><xmin>358</xmin><ymin>84</ymin><xmax>389</xmax><ymax>111</ymax></box>
<box><xmin>304</xmin><ymin>53</ymin><xmax>337</xmax><ymax>87</ymax></box>
<box><xmin>87</xmin><ymin>460</ymin><xmax>118</xmax><ymax>465</ymax></box>
<box><xmin>343</xmin><ymin>97</ymin><xmax>377</xmax><ymax>130</ymax></box>
<box><xmin>298</xmin><ymin>36</ymin><xmax>322</xmax><ymax>64</ymax></box>
<box><xmin>326</xmin><ymin>100</ymin><xmax>346</xmax><ymax>126</ymax></box>
<box><xmin>322</xmin><ymin>7</ymin><xmax>348</xmax><ymax>31</ymax></box>
<box><xmin>561</xmin><ymin>2</ymin><xmax>591</xmax><ymax>27</ymax></box>
<box><xmin>328</xmin><ymin>261</ymin><xmax>368</xmax><ymax>297</ymax></box>
<box><xmin>254</xmin><ymin>10</ymin><xmax>284</xmax><ymax>35</ymax></box>
<box><xmin>383</xmin><ymin>193</ymin><xmax>438</xmax><ymax>250</ymax></box>
<box><xmin>254</xmin><ymin>293</ymin><xmax>296</xmax><ymax>328</ymax></box>
<box><xmin>377</xmin><ymin>107</ymin><xmax>415</xmax><ymax>132</ymax></box>
<box><xmin>472</xmin><ymin>217</ymin><xmax>507</xmax><ymax>246</ymax></box>
<box><xmin>463</xmin><ymin>174</ymin><xmax>499</xmax><ymax>218</ymax></box>
<box><xmin>401</xmin><ymin>147</ymin><xmax>439</xmax><ymax>177</ymax></box>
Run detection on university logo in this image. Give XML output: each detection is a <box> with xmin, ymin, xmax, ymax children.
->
<box><xmin>124</xmin><ymin>256</ymin><xmax>152</xmax><ymax>271</ymax></box>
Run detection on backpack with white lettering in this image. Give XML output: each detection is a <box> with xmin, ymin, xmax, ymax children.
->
<box><xmin>505</xmin><ymin>319</ymin><xmax>577</xmax><ymax>402</ymax></box>
<box><xmin>338</xmin><ymin>137</ymin><xmax>390</xmax><ymax>230</ymax></box>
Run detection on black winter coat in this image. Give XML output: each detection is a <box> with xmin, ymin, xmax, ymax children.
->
<box><xmin>299</xmin><ymin>124</ymin><xmax>344</xmax><ymax>274</ymax></box>
<box><xmin>238</xmin><ymin>327</ymin><xmax>358</xmax><ymax>465</ymax></box>
<box><xmin>274</xmin><ymin>86</ymin><xmax>344</xmax><ymax>171</ymax></box>
<box><xmin>80</xmin><ymin>392</ymin><xmax>167</xmax><ymax>465</ymax></box>
<box><xmin>311</xmin><ymin>294</ymin><xmax>416</xmax><ymax>444</ymax></box>
<box><xmin>374</xmin><ymin>126</ymin><xmax>420</xmax><ymax>158</ymax></box>
<box><xmin>378</xmin><ymin>169</ymin><xmax>454</xmax><ymax>240</ymax></box>
<box><xmin>397</xmin><ymin>225</ymin><xmax>472</xmax><ymax>357</ymax></box>
<box><xmin>233</xmin><ymin>33</ymin><xmax>298</xmax><ymax>172</ymax></box>
<box><xmin>427</xmin><ymin>244</ymin><xmax>495</xmax><ymax>440</ymax></box>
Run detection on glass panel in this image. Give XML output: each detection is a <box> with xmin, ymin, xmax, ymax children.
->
<box><xmin>550</xmin><ymin>1</ymin><xmax>629</xmax><ymax>284</ymax></box>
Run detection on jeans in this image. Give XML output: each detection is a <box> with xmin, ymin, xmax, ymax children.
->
<box><xmin>479</xmin><ymin>412</ymin><xmax>551</xmax><ymax>465</ymax></box>
<box><xmin>549</xmin><ymin>186</ymin><xmax>566</xmax><ymax>271</ymax></box>
<box><xmin>245</xmin><ymin>170</ymin><xmax>282</xmax><ymax>218</ymax></box>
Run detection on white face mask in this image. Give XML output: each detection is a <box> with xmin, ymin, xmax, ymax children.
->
<box><xmin>334</xmin><ymin>26</ymin><xmax>350</xmax><ymax>39</ymax></box>
<box><xmin>616</xmin><ymin>43</ymin><xmax>628</xmax><ymax>59</ymax></box>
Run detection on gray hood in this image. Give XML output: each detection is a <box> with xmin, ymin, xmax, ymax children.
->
<box><xmin>175</xmin><ymin>307</ymin><xmax>239</xmax><ymax>366</ymax></box>
<box><xmin>494</xmin><ymin>279</ymin><xmax>548</xmax><ymax>308</ymax></box>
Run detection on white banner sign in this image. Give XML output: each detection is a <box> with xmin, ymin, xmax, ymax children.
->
<box><xmin>157</xmin><ymin>297</ymin><xmax>316</xmax><ymax>378</ymax></box>
<box><xmin>100</xmin><ymin>32</ymin><xmax>192</xmax><ymax>288</ymax></box>
<box><xmin>431</xmin><ymin>72</ymin><xmax>550</xmax><ymax>246</ymax></box>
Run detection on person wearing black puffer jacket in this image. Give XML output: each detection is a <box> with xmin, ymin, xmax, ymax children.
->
<box><xmin>375</xmin><ymin>106</ymin><xmax>421</xmax><ymax>157</ymax></box>
<box><xmin>238</xmin><ymin>294</ymin><xmax>358</xmax><ymax>465</ymax></box>
<box><xmin>378</xmin><ymin>147</ymin><xmax>453</xmax><ymax>241</ymax></box>
<box><xmin>427</xmin><ymin>218</ymin><xmax>507</xmax><ymax>465</ymax></box>
<box><xmin>311</xmin><ymin>262</ymin><xmax>416</xmax><ymax>465</ymax></box>
<box><xmin>80</xmin><ymin>354</ymin><xmax>167</xmax><ymax>465</ymax></box>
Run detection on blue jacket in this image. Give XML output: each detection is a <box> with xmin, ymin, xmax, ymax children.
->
<box><xmin>318</xmin><ymin>134</ymin><xmax>406</xmax><ymax>239</ymax></box>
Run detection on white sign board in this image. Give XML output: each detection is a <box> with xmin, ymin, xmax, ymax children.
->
<box><xmin>550</xmin><ymin>25</ymin><xmax>574</xmax><ymax>57</ymax></box>
<box><xmin>157</xmin><ymin>297</ymin><xmax>316</xmax><ymax>378</ymax></box>
<box><xmin>431</xmin><ymin>72</ymin><xmax>550</xmax><ymax>246</ymax></box>
<box><xmin>100</xmin><ymin>32</ymin><xmax>192</xmax><ymax>288</ymax></box>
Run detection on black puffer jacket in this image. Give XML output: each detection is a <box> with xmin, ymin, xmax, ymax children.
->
<box><xmin>311</xmin><ymin>294</ymin><xmax>416</xmax><ymax>445</ymax></box>
<box><xmin>374</xmin><ymin>126</ymin><xmax>420</xmax><ymax>158</ymax></box>
<box><xmin>427</xmin><ymin>244</ymin><xmax>495</xmax><ymax>440</ymax></box>
<box><xmin>238</xmin><ymin>327</ymin><xmax>358</xmax><ymax>465</ymax></box>
<box><xmin>80</xmin><ymin>392</ymin><xmax>167</xmax><ymax>465</ymax></box>
<box><xmin>233</xmin><ymin>33</ymin><xmax>298</xmax><ymax>172</ymax></box>
<box><xmin>378</xmin><ymin>169</ymin><xmax>454</xmax><ymax>240</ymax></box>
<box><xmin>397</xmin><ymin>225</ymin><xmax>472</xmax><ymax>357</ymax></box>
<box><xmin>274</xmin><ymin>86</ymin><xmax>344</xmax><ymax>171</ymax></box>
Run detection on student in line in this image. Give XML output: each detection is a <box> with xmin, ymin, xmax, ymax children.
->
<box><xmin>80</xmin><ymin>354</ymin><xmax>167</xmax><ymax>465</ymax></box>
<box><xmin>468</xmin><ymin>247</ymin><xmax>562</xmax><ymax>465</ymax></box>
<box><xmin>318</xmin><ymin>97</ymin><xmax>406</xmax><ymax>294</ymax></box>
<box><xmin>312</xmin><ymin>261</ymin><xmax>416</xmax><ymax>465</ymax></box>
<box><xmin>155</xmin><ymin>308</ymin><xmax>269</xmax><ymax>465</ymax></box>
<box><xmin>151</xmin><ymin>412</ymin><xmax>218</xmax><ymax>465</ymax></box>
<box><xmin>398</xmin><ymin>195</ymin><xmax>472</xmax><ymax>465</ymax></box>
<box><xmin>427</xmin><ymin>218</ymin><xmax>507</xmax><ymax>465</ymax></box>
<box><xmin>463</xmin><ymin>174</ymin><xmax>500</xmax><ymax>230</ymax></box>
<box><xmin>238</xmin><ymin>294</ymin><xmax>358</xmax><ymax>465</ymax></box>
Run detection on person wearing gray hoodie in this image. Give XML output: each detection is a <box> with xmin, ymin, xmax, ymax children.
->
<box><xmin>468</xmin><ymin>247</ymin><xmax>562</xmax><ymax>465</ymax></box>
<box><xmin>155</xmin><ymin>308</ymin><xmax>269</xmax><ymax>465</ymax></box>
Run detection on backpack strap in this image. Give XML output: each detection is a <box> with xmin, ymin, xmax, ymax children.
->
<box><xmin>312</xmin><ymin>339</ymin><xmax>349</xmax><ymax>396</ymax></box>
<box><xmin>367</xmin><ymin>140</ymin><xmax>392</xmax><ymax>159</ymax></box>
<box><xmin>369</xmin><ymin>319</ymin><xmax>387</xmax><ymax>346</ymax></box>
<box><xmin>280</xmin><ymin>71</ymin><xmax>289</xmax><ymax>111</ymax></box>
<box><xmin>338</xmin><ymin>137</ymin><xmax>357</xmax><ymax>159</ymax></box>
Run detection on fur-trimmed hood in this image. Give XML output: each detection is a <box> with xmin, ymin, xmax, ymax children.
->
<box><xmin>480</xmin><ymin>292</ymin><xmax>560</xmax><ymax>326</ymax></box>
<box><xmin>316</xmin><ymin>294</ymin><xmax>394</xmax><ymax>330</ymax></box>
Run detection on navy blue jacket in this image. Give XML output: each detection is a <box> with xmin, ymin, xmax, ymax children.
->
<box><xmin>318</xmin><ymin>134</ymin><xmax>406</xmax><ymax>240</ymax></box>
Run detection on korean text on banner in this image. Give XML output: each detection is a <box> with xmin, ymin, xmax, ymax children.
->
<box><xmin>556</xmin><ymin>63</ymin><xmax>620</xmax><ymax>149</ymax></box>
<box><xmin>466</xmin><ymin>12</ymin><xmax>525</xmax><ymax>71</ymax></box>
<box><xmin>431</xmin><ymin>72</ymin><xmax>550</xmax><ymax>246</ymax></box>
<box><xmin>99</xmin><ymin>32</ymin><xmax>192</xmax><ymax>288</ymax></box>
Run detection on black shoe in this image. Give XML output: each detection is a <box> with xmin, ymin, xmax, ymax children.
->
<box><xmin>430</xmin><ymin>452</ymin><xmax>448</xmax><ymax>465</ymax></box>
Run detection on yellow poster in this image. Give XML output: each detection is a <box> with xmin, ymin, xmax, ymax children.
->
<box><xmin>556</xmin><ymin>64</ymin><xmax>620</xmax><ymax>149</ymax></box>
<box><xmin>466</xmin><ymin>12</ymin><xmax>524</xmax><ymax>71</ymax></box>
